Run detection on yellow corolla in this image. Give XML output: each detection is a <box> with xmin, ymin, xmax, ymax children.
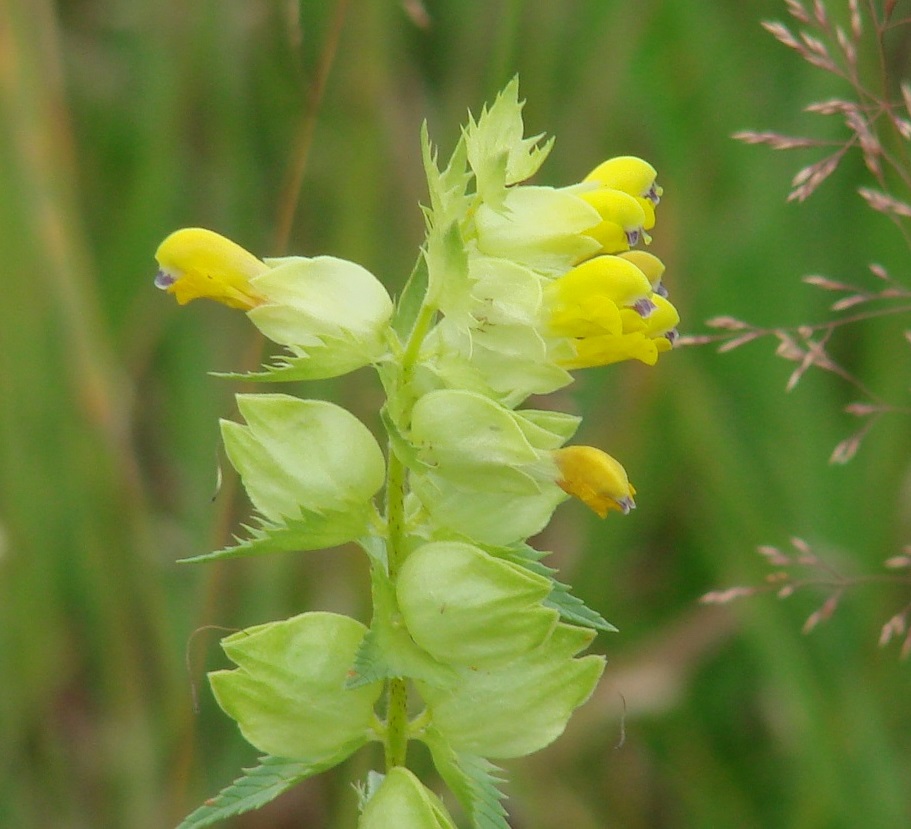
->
<box><xmin>584</xmin><ymin>155</ymin><xmax>662</xmax><ymax>230</ymax></box>
<box><xmin>553</xmin><ymin>445</ymin><xmax>636</xmax><ymax>517</ymax></box>
<box><xmin>578</xmin><ymin>188</ymin><xmax>647</xmax><ymax>253</ymax></box>
<box><xmin>545</xmin><ymin>254</ymin><xmax>678</xmax><ymax>368</ymax></box>
<box><xmin>154</xmin><ymin>227</ymin><xmax>267</xmax><ymax>310</ymax></box>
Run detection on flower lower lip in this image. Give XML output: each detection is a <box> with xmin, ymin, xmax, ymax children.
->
<box><xmin>154</xmin><ymin>269</ymin><xmax>176</xmax><ymax>289</ymax></box>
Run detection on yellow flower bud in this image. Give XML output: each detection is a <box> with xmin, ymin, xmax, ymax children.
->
<box><xmin>584</xmin><ymin>156</ymin><xmax>662</xmax><ymax>230</ymax></box>
<box><xmin>617</xmin><ymin>250</ymin><xmax>666</xmax><ymax>292</ymax></box>
<box><xmin>585</xmin><ymin>156</ymin><xmax>660</xmax><ymax>197</ymax></box>
<box><xmin>578</xmin><ymin>189</ymin><xmax>647</xmax><ymax>253</ymax></box>
<box><xmin>154</xmin><ymin>227</ymin><xmax>267</xmax><ymax>310</ymax></box>
<box><xmin>553</xmin><ymin>445</ymin><xmax>635</xmax><ymax>518</ymax></box>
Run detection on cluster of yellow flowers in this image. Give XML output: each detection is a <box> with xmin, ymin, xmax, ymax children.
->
<box><xmin>154</xmin><ymin>143</ymin><xmax>675</xmax><ymax>532</ymax></box>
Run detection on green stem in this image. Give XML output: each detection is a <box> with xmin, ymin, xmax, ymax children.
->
<box><xmin>384</xmin><ymin>677</ymin><xmax>410</xmax><ymax>769</ymax></box>
<box><xmin>385</xmin><ymin>449</ymin><xmax>407</xmax><ymax>580</ymax></box>
<box><xmin>380</xmin><ymin>297</ymin><xmax>436</xmax><ymax>770</ymax></box>
<box><xmin>402</xmin><ymin>301</ymin><xmax>437</xmax><ymax>374</ymax></box>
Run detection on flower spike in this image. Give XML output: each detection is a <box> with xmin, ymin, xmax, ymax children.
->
<box><xmin>158</xmin><ymin>79</ymin><xmax>677</xmax><ymax>829</ymax></box>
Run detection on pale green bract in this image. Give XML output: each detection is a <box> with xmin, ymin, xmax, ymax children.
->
<box><xmin>210</xmin><ymin>613</ymin><xmax>383</xmax><ymax>760</ymax></box>
<box><xmin>473</xmin><ymin>186</ymin><xmax>602</xmax><ymax>273</ymax></box>
<box><xmin>396</xmin><ymin>541</ymin><xmax>559</xmax><ymax>668</ymax></box>
<box><xmin>408</xmin><ymin>390</ymin><xmax>572</xmax><ymax>543</ymax></box>
<box><xmin>418</xmin><ymin>623</ymin><xmax>604</xmax><ymax>759</ymax></box>
<box><xmin>159</xmin><ymin>76</ymin><xmax>676</xmax><ymax>829</ymax></box>
<box><xmin>220</xmin><ymin>394</ymin><xmax>385</xmax><ymax>528</ymax></box>
<box><xmin>247</xmin><ymin>255</ymin><xmax>393</xmax><ymax>379</ymax></box>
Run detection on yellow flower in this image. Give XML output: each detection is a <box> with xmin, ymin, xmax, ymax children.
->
<box><xmin>553</xmin><ymin>445</ymin><xmax>636</xmax><ymax>517</ymax></box>
<box><xmin>563</xmin><ymin>293</ymin><xmax>678</xmax><ymax>368</ymax></box>
<box><xmin>154</xmin><ymin>227</ymin><xmax>267</xmax><ymax>310</ymax></box>
<box><xmin>545</xmin><ymin>254</ymin><xmax>678</xmax><ymax>368</ymax></box>
<box><xmin>584</xmin><ymin>156</ymin><xmax>662</xmax><ymax>230</ymax></box>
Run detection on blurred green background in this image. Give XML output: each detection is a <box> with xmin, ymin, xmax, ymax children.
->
<box><xmin>2</xmin><ymin>0</ymin><xmax>910</xmax><ymax>827</ymax></box>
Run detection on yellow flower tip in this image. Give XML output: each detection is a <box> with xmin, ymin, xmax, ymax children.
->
<box><xmin>618</xmin><ymin>250</ymin><xmax>665</xmax><ymax>290</ymax></box>
<box><xmin>647</xmin><ymin>293</ymin><xmax>680</xmax><ymax>339</ymax></box>
<box><xmin>553</xmin><ymin>445</ymin><xmax>636</xmax><ymax>518</ymax></box>
<box><xmin>584</xmin><ymin>156</ymin><xmax>661</xmax><ymax>205</ymax></box>
<box><xmin>579</xmin><ymin>189</ymin><xmax>646</xmax><ymax>251</ymax></box>
<box><xmin>154</xmin><ymin>227</ymin><xmax>268</xmax><ymax>310</ymax></box>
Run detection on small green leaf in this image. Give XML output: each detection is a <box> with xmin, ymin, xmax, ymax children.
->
<box><xmin>426</xmin><ymin>220</ymin><xmax>470</xmax><ymax>314</ymax></box>
<box><xmin>393</xmin><ymin>252</ymin><xmax>430</xmax><ymax>341</ymax></box>
<box><xmin>543</xmin><ymin>582</ymin><xmax>617</xmax><ymax>633</ymax></box>
<box><xmin>473</xmin><ymin>186</ymin><xmax>600</xmax><ymax>274</ymax></box>
<box><xmin>464</xmin><ymin>76</ymin><xmax>554</xmax><ymax>209</ymax></box>
<box><xmin>423</xmin><ymin>727</ymin><xmax>509</xmax><ymax>829</ymax></box>
<box><xmin>408</xmin><ymin>390</ymin><xmax>572</xmax><ymax>544</ymax></box>
<box><xmin>411</xmin><ymin>390</ymin><xmax>541</xmax><ymax>474</ymax></box>
<box><xmin>176</xmin><ymin>752</ymin><xmax>350</xmax><ymax>829</ymax></box>
<box><xmin>513</xmin><ymin>408</ymin><xmax>581</xmax><ymax>447</ymax></box>
<box><xmin>420</xmin><ymin>120</ymin><xmax>472</xmax><ymax>225</ymax></box>
<box><xmin>497</xmin><ymin>543</ymin><xmax>617</xmax><ymax>633</ymax></box>
<box><xmin>213</xmin><ymin>346</ymin><xmax>356</xmax><ymax>383</ymax></box>
<box><xmin>178</xmin><ymin>506</ymin><xmax>374</xmax><ymax>563</ymax></box>
<box><xmin>241</xmin><ymin>254</ymin><xmax>392</xmax><ymax>378</ymax></box>
<box><xmin>380</xmin><ymin>405</ymin><xmax>429</xmax><ymax>473</ymax></box>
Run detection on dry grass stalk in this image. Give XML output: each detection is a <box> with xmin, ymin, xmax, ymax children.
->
<box><xmin>829</xmin><ymin>427</ymin><xmax>866</xmax><ymax>463</ymax></box>
<box><xmin>848</xmin><ymin>0</ymin><xmax>862</xmax><ymax>38</ymax></box>
<box><xmin>785</xmin><ymin>0</ymin><xmax>811</xmax><ymax>24</ymax></box>
<box><xmin>731</xmin><ymin>130</ymin><xmax>821</xmax><ymax>149</ymax></box>
<box><xmin>721</xmin><ymin>0</ymin><xmax>911</xmax><ymax>447</ymax></box>
<box><xmin>858</xmin><ymin>186</ymin><xmax>911</xmax><ymax>217</ymax></box>
<box><xmin>813</xmin><ymin>0</ymin><xmax>827</xmax><ymax>27</ymax></box>
<box><xmin>802</xmin><ymin>590</ymin><xmax>843</xmax><ymax>633</ymax></box>
<box><xmin>701</xmin><ymin>536</ymin><xmax>911</xmax><ymax>656</ymax></box>
<box><xmin>869</xmin><ymin>262</ymin><xmax>889</xmax><ymax>279</ymax></box>
<box><xmin>789</xmin><ymin>152</ymin><xmax>842</xmax><ymax>201</ymax></box>
<box><xmin>804</xmin><ymin>98</ymin><xmax>856</xmax><ymax>115</ymax></box>
<box><xmin>802</xmin><ymin>273</ymin><xmax>858</xmax><ymax>292</ymax></box>
<box><xmin>717</xmin><ymin>332</ymin><xmax>761</xmax><ymax>353</ymax></box>
<box><xmin>696</xmin><ymin>2</ymin><xmax>911</xmax><ymax>656</ymax></box>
